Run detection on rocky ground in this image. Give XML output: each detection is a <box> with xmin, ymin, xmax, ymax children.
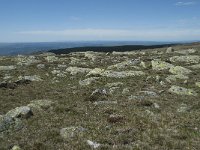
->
<box><xmin>0</xmin><ymin>43</ymin><xmax>200</xmax><ymax>150</ymax></box>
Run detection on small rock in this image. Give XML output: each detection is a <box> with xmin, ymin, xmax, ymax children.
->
<box><xmin>87</xmin><ymin>140</ymin><xmax>101</xmax><ymax>149</ymax></box>
<box><xmin>166</xmin><ymin>74</ymin><xmax>189</xmax><ymax>83</ymax></box>
<box><xmin>60</xmin><ymin>126</ymin><xmax>86</xmax><ymax>139</ymax></box>
<box><xmin>11</xmin><ymin>145</ymin><xmax>22</xmax><ymax>150</ymax></box>
<box><xmin>45</xmin><ymin>56</ymin><xmax>58</xmax><ymax>62</ymax></box>
<box><xmin>122</xmin><ymin>88</ymin><xmax>130</xmax><ymax>94</ymax></box>
<box><xmin>93</xmin><ymin>101</ymin><xmax>117</xmax><ymax>105</ymax></box>
<box><xmin>37</xmin><ymin>64</ymin><xmax>45</xmax><ymax>69</ymax></box>
<box><xmin>105</xmin><ymin>82</ymin><xmax>123</xmax><ymax>88</ymax></box>
<box><xmin>168</xmin><ymin>85</ymin><xmax>197</xmax><ymax>96</ymax></box>
<box><xmin>101</xmin><ymin>70</ymin><xmax>145</xmax><ymax>78</ymax></box>
<box><xmin>89</xmin><ymin>89</ymin><xmax>109</xmax><ymax>102</ymax></box>
<box><xmin>27</xmin><ymin>100</ymin><xmax>54</xmax><ymax>111</ymax></box>
<box><xmin>177</xmin><ymin>104</ymin><xmax>189</xmax><ymax>113</ymax></box>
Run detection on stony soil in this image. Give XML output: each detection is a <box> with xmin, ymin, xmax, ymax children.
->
<box><xmin>0</xmin><ymin>43</ymin><xmax>200</xmax><ymax>150</ymax></box>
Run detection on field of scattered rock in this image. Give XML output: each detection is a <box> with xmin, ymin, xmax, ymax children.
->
<box><xmin>0</xmin><ymin>43</ymin><xmax>200</xmax><ymax>150</ymax></box>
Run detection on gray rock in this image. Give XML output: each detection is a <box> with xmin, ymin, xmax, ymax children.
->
<box><xmin>166</xmin><ymin>47</ymin><xmax>174</xmax><ymax>53</ymax></box>
<box><xmin>86</xmin><ymin>68</ymin><xmax>105</xmax><ymax>76</ymax></box>
<box><xmin>16</xmin><ymin>55</ymin><xmax>41</xmax><ymax>66</ymax></box>
<box><xmin>60</xmin><ymin>126</ymin><xmax>86</xmax><ymax>139</ymax></box>
<box><xmin>37</xmin><ymin>64</ymin><xmax>45</xmax><ymax>69</ymax></box>
<box><xmin>66</xmin><ymin>67</ymin><xmax>92</xmax><ymax>75</ymax></box>
<box><xmin>79</xmin><ymin>77</ymin><xmax>99</xmax><ymax>86</ymax></box>
<box><xmin>170</xmin><ymin>55</ymin><xmax>200</xmax><ymax>64</ymax></box>
<box><xmin>169</xmin><ymin>66</ymin><xmax>192</xmax><ymax>75</ymax></box>
<box><xmin>101</xmin><ymin>70</ymin><xmax>145</xmax><ymax>78</ymax></box>
<box><xmin>166</xmin><ymin>74</ymin><xmax>189</xmax><ymax>83</ymax></box>
<box><xmin>87</xmin><ymin>140</ymin><xmax>101</xmax><ymax>149</ymax></box>
<box><xmin>0</xmin><ymin>65</ymin><xmax>16</xmax><ymax>71</ymax></box>
<box><xmin>151</xmin><ymin>59</ymin><xmax>174</xmax><ymax>71</ymax></box>
<box><xmin>176</xmin><ymin>48</ymin><xmax>197</xmax><ymax>55</ymax></box>
<box><xmin>11</xmin><ymin>145</ymin><xmax>22</xmax><ymax>150</ymax></box>
<box><xmin>189</xmin><ymin>64</ymin><xmax>200</xmax><ymax>69</ymax></box>
<box><xmin>6</xmin><ymin>106</ymin><xmax>33</xmax><ymax>119</ymax></box>
<box><xmin>93</xmin><ymin>101</ymin><xmax>117</xmax><ymax>105</ymax></box>
<box><xmin>18</xmin><ymin>75</ymin><xmax>43</xmax><ymax>82</ymax></box>
<box><xmin>168</xmin><ymin>85</ymin><xmax>197</xmax><ymax>96</ymax></box>
<box><xmin>45</xmin><ymin>56</ymin><xmax>58</xmax><ymax>62</ymax></box>
<box><xmin>105</xmin><ymin>82</ymin><xmax>123</xmax><ymax>88</ymax></box>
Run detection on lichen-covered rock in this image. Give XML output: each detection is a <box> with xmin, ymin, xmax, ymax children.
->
<box><xmin>16</xmin><ymin>55</ymin><xmax>40</xmax><ymax>66</ymax></box>
<box><xmin>169</xmin><ymin>66</ymin><xmax>192</xmax><ymax>75</ymax></box>
<box><xmin>11</xmin><ymin>146</ymin><xmax>22</xmax><ymax>150</ymax></box>
<box><xmin>107</xmin><ymin>59</ymin><xmax>140</xmax><ymax>70</ymax></box>
<box><xmin>45</xmin><ymin>56</ymin><xmax>58</xmax><ymax>62</ymax></box>
<box><xmin>166</xmin><ymin>47</ymin><xmax>174</xmax><ymax>53</ymax></box>
<box><xmin>0</xmin><ymin>65</ymin><xmax>16</xmax><ymax>71</ymax></box>
<box><xmin>18</xmin><ymin>75</ymin><xmax>43</xmax><ymax>81</ymax></box>
<box><xmin>176</xmin><ymin>48</ymin><xmax>197</xmax><ymax>55</ymax></box>
<box><xmin>66</xmin><ymin>67</ymin><xmax>92</xmax><ymax>75</ymax></box>
<box><xmin>6</xmin><ymin>106</ymin><xmax>33</xmax><ymax>119</ymax></box>
<box><xmin>168</xmin><ymin>85</ymin><xmax>197</xmax><ymax>96</ymax></box>
<box><xmin>112</xmin><ymin>51</ymin><xmax>136</xmax><ymax>55</ymax></box>
<box><xmin>87</xmin><ymin>140</ymin><xmax>101</xmax><ymax>149</ymax></box>
<box><xmin>37</xmin><ymin>64</ymin><xmax>45</xmax><ymax>69</ymax></box>
<box><xmin>89</xmin><ymin>88</ymin><xmax>109</xmax><ymax>102</ymax></box>
<box><xmin>196</xmin><ymin>82</ymin><xmax>200</xmax><ymax>88</ymax></box>
<box><xmin>60</xmin><ymin>126</ymin><xmax>86</xmax><ymax>139</ymax></box>
<box><xmin>151</xmin><ymin>59</ymin><xmax>174</xmax><ymax>71</ymax></box>
<box><xmin>86</xmin><ymin>68</ymin><xmax>105</xmax><ymax>76</ymax></box>
<box><xmin>189</xmin><ymin>64</ymin><xmax>200</xmax><ymax>69</ymax></box>
<box><xmin>79</xmin><ymin>77</ymin><xmax>99</xmax><ymax>86</ymax></box>
<box><xmin>170</xmin><ymin>55</ymin><xmax>200</xmax><ymax>64</ymax></box>
<box><xmin>0</xmin><ymin>116</ymin><xmax>23</xmax><ymax>133</ymax></box>
<box><xmin>166</xmin><ymin>74</ymin><xmax>189</xmax><ymax>83</ymax></box>
<box><xmin>101</xmin><ymin>70</ymin><xmax>145</xmax><ymax>78</ymax></box>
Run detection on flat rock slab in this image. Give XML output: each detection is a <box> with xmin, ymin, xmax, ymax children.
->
<box><xmin>170</xmin><ymin>55</ymin><xmax>200</xmax><ymax>64</ymax></box>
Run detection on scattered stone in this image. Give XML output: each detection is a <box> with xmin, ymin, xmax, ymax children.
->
<box><xmin>11</xmin><ymin>145</ymin><xmax>22</xmax><ymax>150</ymax></box>
<box><xmin>0</xmin><ymin>79</ymin><xmax>31</xmax><ymax>89</ymax></box>
<box><xmin>128</xmin><ymin>95</ymin><xmax>145</xmax><ymax>100</ymax></box>
<box><xmin>170</xmin><ymin>55</ymin><xmax>200</xmax><ymax>64</ymax></box>
<box><xmin>139</xmin><ymin>91</ymin><xmax>158</xmax><ymax>97</ymax></box>
<box><xmin>86</xmin><ymin>68</ymin><xmax>105</xmax><ymax>76</ymax></box>
<box><xmin>177</xmin><ymin>104</ymin><xmax>189</xmax><ymax>113</ymax></box>
<box><xmin>166</xmin><ymin>47</ymin><xmax>174</xmax><ymax>53</ymax></box>
<box><xmin>89</xmin><ymin>89</ymin><xmax>109</xmax><ymax>102</ymax></box>
<box><xmin>176</xmin><ymin>48</ymin><xmax>197</xmax><ymax>55</ymax></box>
<box><xmin>66</xmin><ymin>67</ymin><xmax>92</xmax><ymax>75</ymax></box>
<box><xmin>166</xmin><ymin>74</ymin><xmax>189</xmax><ymax>83</ymax></box>
<box><xmin>16</xmin><ymin>55</ymin><xmax>41</xmax><ymax>66</ymax></box>
<box><xmin>0</xmin><ymin>65</ymin><xmax>16</xmax><ymax>71</ymax></box>
<box><xmin>6</xmin><ymin>106</ymin><xmax>33</xmax><ymax>119</ymax></box>
<box><xmin>79</xmin><ymin>77</ymin><xmax>99</xmax><ymax>86</ymax></box>
<box><xmin>45</xmin><ymin>56</ymin><xmax>58</xmax><ymax>62</ymax></box>
<box><xmin>168</xmin><ymin>85</ymin><xmax>197</xmax><ymax>96</ymax></box>
<box><xmin>151</xmin><ymin>59</ymin><xmax>174</xmax><ymax>71</ymax></box>
<box><xmin>169</xmin><ymin>66</ymin><xmax>192</xmax><ymax>75</ymax></box>
<box><xmin>122</xmin><ymin>88</ymin><xmax>130</xmax><ymax>94</ymax></box>
<box><xmin>37</xmin><ymin>64</ymin><xmax>45</xmax><ymax>69</ymax></box>
<box><xmin>189</xmin><ymin>64</ymin><xmax>200</xmax><ymax>69</ymax></box>
<box><xmin>153</xmin><ymin>103</ymin><xmax>160</xmax><ymax>109</ymax></box>
<box><xmin>196</xmin><ymin>82</ymin><xmax>200</xmax><ymax>88</ymax></box>
<box><xmin>60</xmin><ymin>126</ymin><xmax>86</xmax><ymax>139</ymax></box>
<box><xmin>93</xmin><ymin>101</ymin><xmax>117</xmax><ymax>105</ymax></box>
<box><xmin>18</xmin><ymin>75</ymin><xmax>42</xmax><ymax>82</ymax></box>
<box><xmin>101</xmin><ymin>70</ymin><xmax>145</xmax><ymax>78</ymax></box>
<box><xmin>87</xmin><ymin>140</ymin><xmax>101</xmax><ymax>149</ymax></box>
<box><xmin>107</xmin><ymin>59</ymin><xmax>140</xmax><ymax>70</ymax></box>
<box><xmin>108</xmin><ymin>114</ymin><xmax>124</xmax><ymax>123</ymax></box>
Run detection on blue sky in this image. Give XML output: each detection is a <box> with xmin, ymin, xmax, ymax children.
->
<box><xmin>0</xmin><ymin>0</ymin><xmax>200</xmax><ymax>42</ymax></box>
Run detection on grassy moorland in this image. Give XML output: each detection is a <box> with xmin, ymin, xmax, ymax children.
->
<box><xmin>0</xmin><ymin>43</ymin><xmax>200</xmax><ymax>150</ymax></box>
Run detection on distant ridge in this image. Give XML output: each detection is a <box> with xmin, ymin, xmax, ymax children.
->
<box><xmin>49</xmin><ymin>44</ymin><xmax>178</xmax><ymax>54</ymax></box>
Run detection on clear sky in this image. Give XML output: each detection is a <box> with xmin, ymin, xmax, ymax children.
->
<box><xmin>0</xmin><ymin>0</ymin><xmax>200</xmax><ymax>42</ymax></box>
